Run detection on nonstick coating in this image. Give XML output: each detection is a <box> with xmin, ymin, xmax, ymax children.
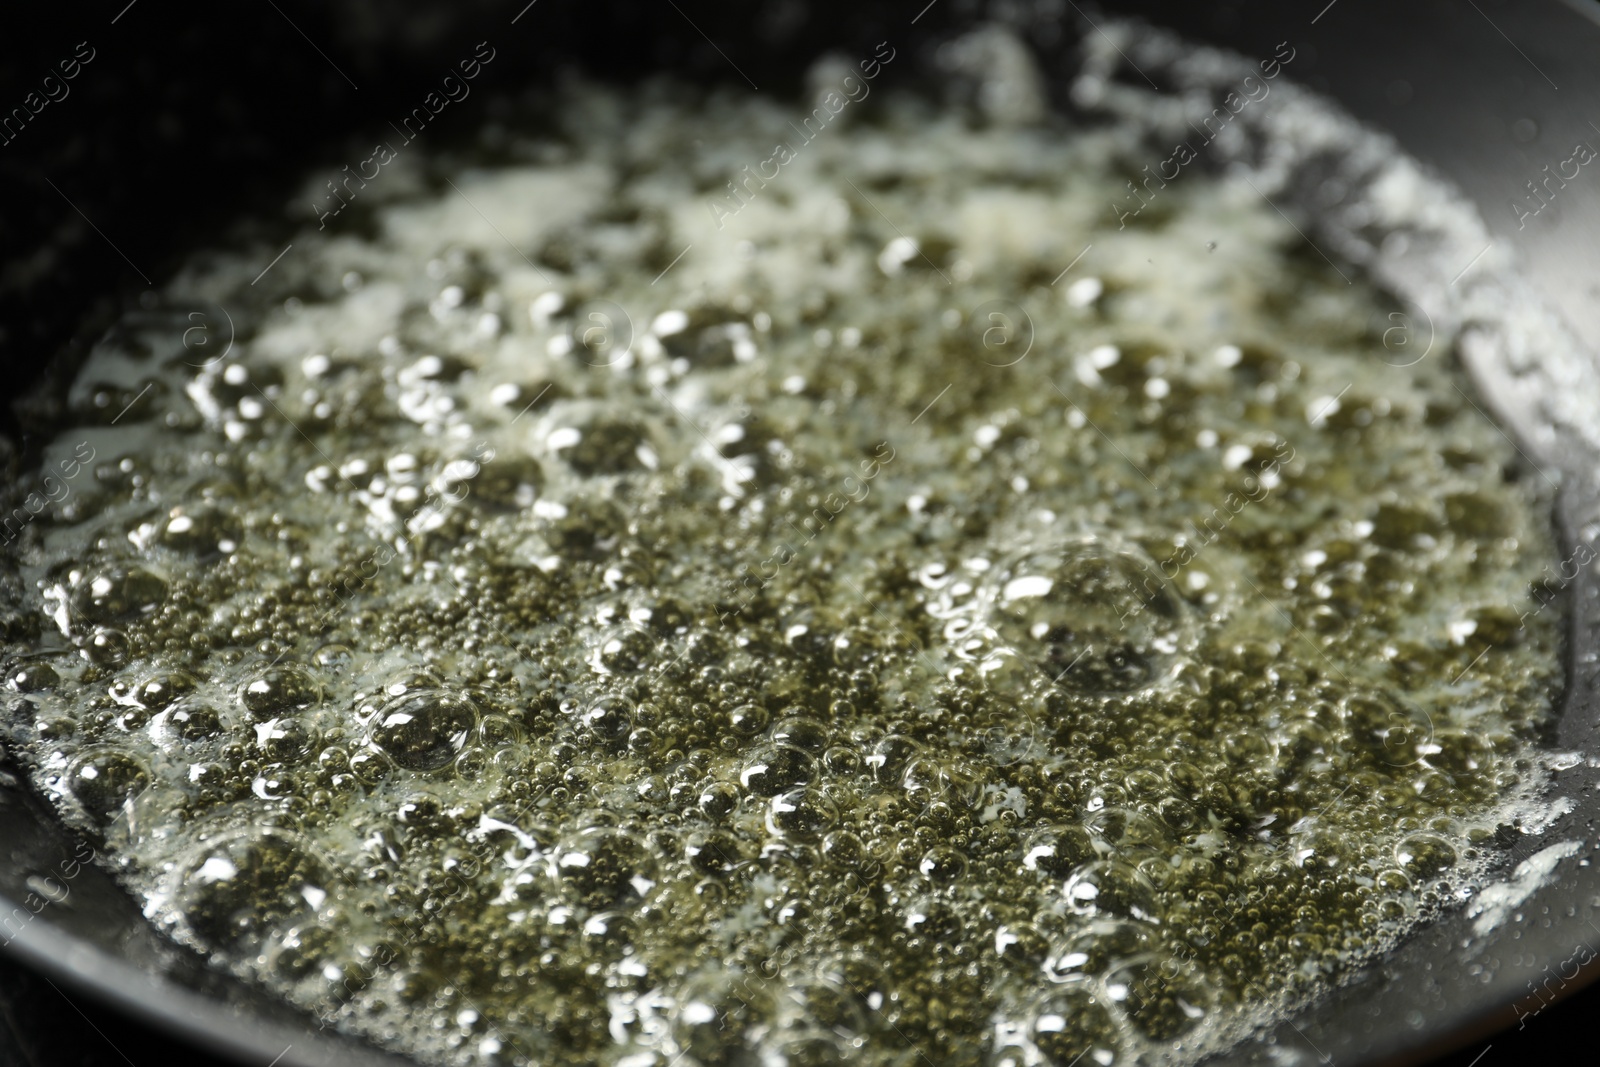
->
<box><xmin>4</xmin><ymin>2</ymin><xmax>1600</xmax><ymax>1065</ymax></box>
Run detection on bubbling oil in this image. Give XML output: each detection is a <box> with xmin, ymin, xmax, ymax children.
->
<box><xmin>0</xmin><ymin>71</ymin><xmax>1566</xmax><ymax>1067</ymax></box>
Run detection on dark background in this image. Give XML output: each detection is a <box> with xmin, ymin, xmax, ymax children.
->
<box><xmin>3</xmin><ymin>1</ymin><xmax>1597</xmax><ymax>1065</ymax></box>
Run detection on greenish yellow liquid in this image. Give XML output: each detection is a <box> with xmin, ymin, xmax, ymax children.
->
<box><xmin>1</xmin><ymin>81</ymin><xmax>1563</xmax><ymax>1066</ymax></box>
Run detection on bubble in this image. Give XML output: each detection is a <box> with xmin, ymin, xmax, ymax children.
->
<box><xmin>902</xmin><ymin>756</ymin><xmax>985</xmax><ymax>809</ymax></box>
<box><xmin>1427</xmin><ymin>727</ymin><xmax>1496</xmax><ymax>778</ymax></box>
<box><xmin>256</xmin><ymin>717</ymin><xmax>316</xmax><ymax>762</ymax></box>
<box><xmin>1022</xmin><ymin>824</ymin><xmax>1095</xmax><ymax>878</ymax></box>
<box><xmin>449</xmin><ymin>749</ymin><xmax>485</xmax><ymax>781</ymax></box>
<box><xmin>740</xmin><ymin>744</ymin><xmax>815</xmax><ymax>796</ymax></box>
<box><xmin>1342</xmin><ymin>691</ymin><xmax>1433</xmax><ymax>767</ymax></box>
<box><xmin>86</xmin><ymin>628</ymin><xmax>130</xmax><ymax>667</ymax></box>
<box><xmin>770</xmin><ymin>714</ymin><xmax>828</xmax><ymax>750</ymax></box>
<box><xmin>241</xmin><ymin>666</ymin><xmax>322</xmax><ymax>718</ymax></box>
<box><xmin>1394</xmin><ymin>832</ymin><xmax>1457</xmax><ymax>878</ymax></box>
<box><xmin>312</xmin><ymin>643</ymin><xmax>354</xmax><ymax>670</ymax></box>
<box><xmin>348</xmin><ymin>748</ymin><xmax>389</xmax><ymax>784</ymax></box>
<box><xmin>975</xmin><ymin>646</ymin><xmax>1037</xmax><ymax>690</ymax></box>
<box><xmin>478</xmin><ymin>715</ymin><xmax>524</xmax><ymax>749</ymax></box>
<box><xmin>672</xmin><ymin>974</ymin><xmax>772</xmax><ymax>1063</ymax></box>
<box><xmin>919</xmin><ymin>846</ymin><xmax>969</xmax><ymax>882</ymax></box>
<box><xmin>770</xmin><ymin>1029</ymin><xmax>852</xmax><ymax>1066</ymax></box>
<box><xmin>766</xmin><ymin>788</ymin><xmax>839</xmax><ymax>839</ymax></box>
<box><xmin>159</xmin><ymin>506</ymin><xmax>240</xmax><ymax>555</ymax></box>
<box><xmin>1290</xmin><ymin>827</ymin><xmax>1355</xmax><ymax>875</ymax></box>
<box><xmin>393</xmin><ymin>791</ymin><xmax>450</xmax><ymax>835</ymax></box>
<box><xmin>991</xmin><ymin>542</ymin><xmax>1185</xmax><ymax>693</ymax></box>
<box><xmin>580</xmin><ymin>909</ymin><xmax>637</xmax><ymax>954</ymax></box>
<box><xmin>1063</xmin><ymin>860</ymin><xmax>1159</xmax><ymax>921</ymax></box>
<box><xmin>9</xmin><ymin>662</ymin><xmax>59</xmax><ymax>693</ymax></box>
<box><xmin>902</xmin><ymin>896</ymin><xmax>961</xmax><ymax>938</ymax></box>
<box><xmin>685</xmin><ymin>829</ymin><xmax>746</xmax><ymax>875</ymax></box>
<box><xmin>1369</xmin><ymin>502</ymin><xmax>1440</xmax><ymax>551</ymax></box>
<box><xmin>1028</xmin><ymin>983</ymin><xmax>1120</xmax><ymax>1065</ymax></box>
<box><xmin>995</xmin><ymin>921</ymin><xmax>1051</xmax><ymax>965</ymax></box>
<box><xmin>1043</xmin><ymin>920</ymin><xmax>1153</xmax><ymax>979</ymax></box>
<box><xmin>787</xmin><ymin>970</ymin><xmax>867</xmax><ymax>1035</ymax></box>
<box><xmin>1084</xmin><ymin>806</ymin><xmax>1167</xmax><ymax>851</ymax></box>
<box><xmin>822</xmin><ymin>745</ymin><xmax>863</xmax><ymax>777</ymax></box>
<box><xmin>698</xmin><ymin>781</ymin><xmax>740</xmax><ymax>819</ymax></box>
<box><xmin>865</xmin><ymin>735</ymin><xmax>922</xmax><ymax>783</ymax></box>
<box><xmin>1374</xmin><ymin>868</ymin><xmax>1413</xmax><ymax>894</ymax></box>
<box><xmin>979</xmin><ymin>713</ymin><xmax>1046</xmax><ymax>767</ymax></box>
<box><xmin>370</xmin><ymin>689</ymin><xmax>478</xmax><ymax>771</ymax></box>
<box><xmin>1105</xmin><ymin>957</ymin><xmax>1212</xmax><ymax>1040</ymax></box>
<box><xmin>728</xmin><ymin>703</ymin><xmax>770</xmax><ymax>737</ymax></box>
<box><xmin>66</xmin><ymin>751</ymin><xmax>150</xmax><ymax>823</ymax></box>
<box><xmin>820</xmin><ymin>830</ymin><xmax>871</xmax><ymax>874</ymax></box>
<box><xmin>73</xmin><ymin>567</ymin><xmax>167</xmax><ymax>624</ymax></box>
<box><xmin>830</xmin><ymin>625</ymin><xmax>897</xmax><ymax>669</ymax></box>
<box><xmin>582</xmin><ymin>697</ymin><xmax>634</xmax><ymax>745</ymax></box>
<box><xmin>176</xmin><ymin>829</ymin><xmax>329</xmax><ymax>949</ymax></box>
<box><xmin>551</xmin><ymin>826</ymin><xmax>657</xmax><ymax>908</ymax></box>
<box><xmin>118</xmin><ymin>704</ymin><xmax>153</xmax><ymax>731</ymax></box>
<box><xmin>137</xmin><ymin>670</ymin><xmax>198</xmax><ymax>709</ymax></box>
<box><xmin>1153</xmin><ymin>796</ymin><xmax>1197</xmax><ymax>832</ymax></box>
<box><xmin>599</xmin><ymin>626</ymin><xmax>654</xmax><ymax>673</ymax></box>
<box><xmin>164</xmin><ymin>702</ymin><xmax>223</xmax><ymax>742</ymax></box>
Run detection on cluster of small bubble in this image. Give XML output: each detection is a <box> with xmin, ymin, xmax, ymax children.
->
<box><xmin>0</xmin><ymin>81</ymin><xmax>1565</xmax><ymax>1066</ymax></box>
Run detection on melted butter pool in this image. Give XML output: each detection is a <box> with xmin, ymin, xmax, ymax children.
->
<box><xmin>0</xmin><ymin>72</ymin><xmax>1567</xmax><ymax>1067</ymax></box>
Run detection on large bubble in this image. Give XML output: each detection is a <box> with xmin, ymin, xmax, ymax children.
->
<box><xmin>990</xmin><ymin>542</ymin><xmax>1186</xmax><ymax>693</ymax></box>
<box><xmin>369</xmin><ymin>688</ymin><xmax>478</xmax><ymax>772</ymax></box>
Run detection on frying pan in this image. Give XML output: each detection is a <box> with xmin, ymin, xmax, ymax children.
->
<box><xmin>4</xmin><ymin>1</ymin><xmax>1600</xmax><ymax>1064</ymax></box>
